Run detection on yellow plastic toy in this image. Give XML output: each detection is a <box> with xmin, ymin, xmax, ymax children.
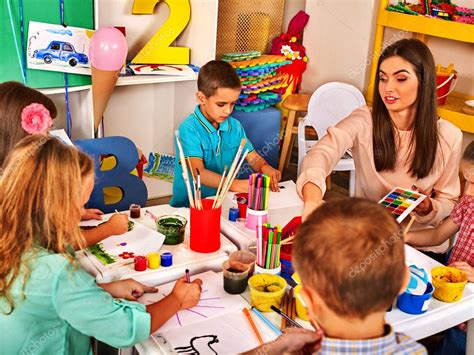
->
<box><xmin>131</xmin><ymin>0</ymin><xmax>191</xmax><ymax>64</ymax></box>
<box><xmin>248</xmin><ymin>273</ymin><xmax>286</xmax><ymax>312</ymax></box>
<box><xmin>431</xmin><ymin>266</ymin><xmax>467</xmax><ymax>303</ymax></box>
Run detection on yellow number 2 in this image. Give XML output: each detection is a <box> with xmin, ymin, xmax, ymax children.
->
<box><xmin>131</xmin><ymin>0</ymin><xmax>191</xmax><ymax>64</ymax></box>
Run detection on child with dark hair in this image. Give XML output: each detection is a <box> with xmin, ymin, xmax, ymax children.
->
<box><xmin>170</xmin><ymin>60</ymin><xmax>281</xmax><ymax>207</ymax></box>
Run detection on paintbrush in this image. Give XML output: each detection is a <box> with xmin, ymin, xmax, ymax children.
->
<box><xmin>403</xmin><ymin>214</ymin><xmax>416</xmax><ymax>238</ymax></box>
<box><xmin>215</xmin><ymin>139</ymin><xmax>246</xmax><ymax>207</ymax></box>
<box><xmin>175</xmin><ymin>131</ymin><xmax>195</xmax><ymax>208</ymax></box>
<box><xmin>215</xmin><ymin>149</ymin><xmax>249</xmax><ymax>208</ymax></box>
<box><xmin>212</xmin><ymin>165</ymin><xmax>227</xmax><ymax>209</ymax></box>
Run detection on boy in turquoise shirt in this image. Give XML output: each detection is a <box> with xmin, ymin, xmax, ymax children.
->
<box><xmin>171</xmin><ymin>60</ymin><xmax>281</xmax><ymax>207</ymax></box>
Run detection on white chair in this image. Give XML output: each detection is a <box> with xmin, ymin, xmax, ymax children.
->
<box><xmin>297</xmin><ymin>82</ymin><xmax>366</xmax><ymax>196</ymax></box>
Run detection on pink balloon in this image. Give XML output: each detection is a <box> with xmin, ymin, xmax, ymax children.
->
<box><xmin>89</xmin><ymin>27</ymin><xmax>127</xmax><ymax>71</ymax></box>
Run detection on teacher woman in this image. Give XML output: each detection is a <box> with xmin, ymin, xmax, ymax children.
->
<box><xmin>297</xmin><ymin>39</ymin><xmax>462</xmax><ymax>254</ymax></box>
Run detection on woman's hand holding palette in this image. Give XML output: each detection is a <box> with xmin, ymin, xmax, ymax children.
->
<box><xmin>379</xmin><ymin>187</ymin><xmax>426</xmax><ymax>223</ymax></box>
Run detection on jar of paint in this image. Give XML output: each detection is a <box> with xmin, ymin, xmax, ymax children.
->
<box><xmin>134</xmin><ymin>256</ymin><xmax>147</xmax><ymax>271</ymax></box>
<box><xmin>431</xmin><ymin>266</ymin><xmax>468</xmax><ymax>302</ymax></box>
<box><xmin>147</xmin><ymin>252</ymin><xmax>160</xmax><ymax>269</ymax></box>
<box><xmin>223</xmin><ymin>260</ymin><xmax>250</xmax><ymax>295</ymax></box>
<box><xmin>156</xmin><ymin>215</ymin><xmax>187</xmax><ymax>245</ymax></box>
<box><xmin>129</xmin><ymin>204</ymin><xmax>141</xmax><ymax>219</ymax></box>
<box><xmin>248</xmin><ymin>273</ymin><xmax>287</xmax><ymax>312</ymax></box>
<box><xmin>160</xmin><ymin>252</ymin><xmax>173</xmax><ymax>267</ymax></box>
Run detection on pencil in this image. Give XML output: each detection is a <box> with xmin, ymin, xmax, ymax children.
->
<box><xmin>251</xmin><ymin>307</ymin><xmax>282</xmax><ymax>336</ymax></box>
<box><xmin>242</xmin><ymin>308</ymin><xmax>264</xmax><ymax>345</ymax></box>
<box><xmin>270</xmin><ymin>305</ymin><xmax>303</xmax><ymax>328</ymax></box>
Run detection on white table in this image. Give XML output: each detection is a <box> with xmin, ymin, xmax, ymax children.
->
<box><xmin>78</xmin><ymin>205</ymin><xmax>238</xmax><ymax>285</ymax></box>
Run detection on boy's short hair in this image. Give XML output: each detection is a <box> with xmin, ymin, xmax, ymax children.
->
<box><xmin>462</xmin><ymin>141</ymin><xmax>474</xmax><ymax>163</ymax></box>
<box><xmin>197</xmin><ymin>60</ymin><xmax>241</xmax><ymax>97</ymax></box>
<box><xmin>293</xmin><ymin>198</ymin><xmax>405</xmax><ymax>319</ymax></box>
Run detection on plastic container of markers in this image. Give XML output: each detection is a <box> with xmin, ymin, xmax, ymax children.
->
<box><xmin>245</xmin><ymin>208</ymin><xmax>268</xmax><ymax>231</ymax></box>
<box><xmin>254</xmin><ymin>264</ymin><xmax>281</xmax><ymax>275</ymax></box>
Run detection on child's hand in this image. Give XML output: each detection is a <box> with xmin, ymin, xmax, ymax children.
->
<box><xmin>171</xmin><ymin>277</ymin><xmax>203</xmax><ymax>310</ymax></box>
<box><xmin>233</xmin><ymin>179</ymin><xmax>249</xmax><ymax>193</ymax></box>
<box><xmin>261</xmin><ymin>164</ymin><xmax>281</xmax><ymax>192</ymax></box>
<box><xmin>81</xmin><ymin>208</ymin><xmax>104</xmax><ymax>221</ymax></box>
<box><xmin>450</xmin><ymin>261</ymin><xmax>474</xmax><ymax>282</ymax></box>
<box><xmin>100</xmin><ymin>279</ymin><xmax>158</xmax><ymax>301</ymax></box>
<box><xmin>104</xmin><ymin>214</ymin><xmax>129</xmax><ymax>235</ymax></box>
<box><xmin>244</xmin><ymin>328</ymin><xmax>323</xmax><ymax>355</ymax></box>
<box><xmin>412</xmin><ymin>185</ymin><xmax>433</xmax><ymax>216</ymax></box>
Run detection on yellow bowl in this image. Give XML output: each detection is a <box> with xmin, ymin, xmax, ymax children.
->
<box><xmin>294</xmin><ymin>285</ymin><xmax>309</xmax><ymax>321</ymax></box>
<box><xmin>431</xmin><ymin>266</ymin><xmax>467</xmax><ymax>303</ymax></box>
<box><xmin>248</xmin><ymin>273</ymin><xmax>287</xmax><ymax>312</ymax></box>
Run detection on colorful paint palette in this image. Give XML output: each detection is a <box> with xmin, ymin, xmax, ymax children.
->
<box><xmin>379</xmin><ymin>187</ymin><xmax>426</xmax><ymax>223</ymax></box>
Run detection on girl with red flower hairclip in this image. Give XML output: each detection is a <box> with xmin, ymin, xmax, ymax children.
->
<box><xmin>0</xmin><ymin>81</ymin><xmax>128</xmax><ymax>246</ymax></box>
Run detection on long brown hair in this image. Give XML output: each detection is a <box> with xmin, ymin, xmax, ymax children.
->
<box><xmin>0</xmin><ymin>135</ymin><xmax>93</xmax><ymax>314</ymax></box>
<box><xmin>0</xmin><ymin>81</ymin><xmax>57</xmax><ymax>167</ymax></box>
<box><xmin>372</xmin><ymin>39</ymin><xmax>438</xmax><ymax>179</ymax></box>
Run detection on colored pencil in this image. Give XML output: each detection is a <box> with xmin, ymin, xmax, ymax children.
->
<box><xmin>251</xmin><ymin>307</ymin><xmax>282</xmax><ymax>336</ymax></box>
<box><xmin>266</xmin><ymin>230</ymin><xmax>273</xmax><ymax>269</ymax></box>
<box><xmin>242</xmin><ymin>308</ymin><xmax>264</xmax><ymax>345</ymax></box>
<box><xmin>270</xmin><ymin>305</ymin><xmax>303</xmax><ymax>328</ymax></box>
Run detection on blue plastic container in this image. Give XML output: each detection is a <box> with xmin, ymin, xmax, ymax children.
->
<box><xmin>397</xmin><ymin>282</ymin><xmax>434</xmax><ymax>315</ymax></box>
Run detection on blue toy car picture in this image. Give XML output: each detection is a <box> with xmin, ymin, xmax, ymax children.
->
<box><xmin>33</xmin><ymin>41</ymin><xmax>88</xmax><ymax>67</ymax></box>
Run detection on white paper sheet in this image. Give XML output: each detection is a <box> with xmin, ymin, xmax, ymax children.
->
<box><xmin>138</xmin><ymin>271</ymin><xmax>249</xmax><ymax>333</ymax></box>
<box><xmin>82</xmin><ymin>219</ymin><xmax>165</xmax><ymax>270</ymax></box>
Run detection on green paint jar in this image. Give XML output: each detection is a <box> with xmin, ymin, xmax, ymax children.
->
<box><xmin>156</xmin><ymin>215</ymin><xmax>187</xmax><ymax>245</ymax></box>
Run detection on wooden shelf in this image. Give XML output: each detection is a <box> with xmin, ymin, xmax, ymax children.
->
<box><xmin>438</xmin><ymin>93</ymin><xmax>474</xmax><ymax>133</ymax></box>
<box><xmin>116</xmin><ymin>73</ymin><xmax>198</xmax><ymax>87</ymax></box>
<box><xmin>378</xmin><ymin>10</ymin><xmax>474</xmax><ymax>43</ymax></box>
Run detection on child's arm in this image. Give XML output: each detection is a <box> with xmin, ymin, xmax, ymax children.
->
<box><xmin>246</xmin><ymin>151</ymin><xmax>281</xmax><ymax>192</ymax></box>
<box><xmin>187</xmin><ymin>157</ymin><xmax>248</xmax><ymax>193</ymax></box>
<box><xmin>81</xmin><ymin>213</ymin><xmax>129</xmax><ymax>247</ymax></box>
<box><xmin>450</xmin><ymin>262</ymin><xmax>474</xmax><ymax>282</ymax></box>
<box><xmin>146</xmin><ymin>277</ymin><xmax>202</xmax><ymax>333</ymax></box>
<box><xmin>242</xmin><ymin>327</ymin><xmax>323</xmax><ymax>355</ymax></box>
<box><xmin>405</xmin><ymin>216</ymin><xmax>459</xmax><ymax>247</ymax></box>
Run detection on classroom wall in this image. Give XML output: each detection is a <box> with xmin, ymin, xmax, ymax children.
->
<box><xmin>300</xmin><ymin>0</ymin><xmax>473</xmax><ymax>145</ymax></box>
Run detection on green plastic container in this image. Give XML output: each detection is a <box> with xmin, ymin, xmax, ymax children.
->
<box><xmin>156</xmin><ymin>215</ymin><xmax>187</xmax><ymax>245</ymax></box>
